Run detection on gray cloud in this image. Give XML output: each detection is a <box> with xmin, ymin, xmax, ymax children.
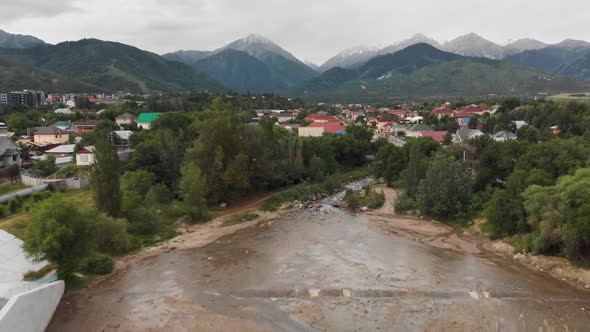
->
<box><xmin>2</xmin><ymin>0</ymin><xmax>590</xmax><ymax>64</ymax></box>
<box><xmin>0</xmin><ymin>0</ymin><xmax>79</xmax><ymax>22</ymax></box>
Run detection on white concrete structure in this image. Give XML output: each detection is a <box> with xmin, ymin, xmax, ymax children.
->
<box><xmin>0</xmin><ymin>231</ymin><xmax>46</xmax><ymax>296</ymax></box>
<box><xmin>0</xmin><ymin>281</ymin><xmax>65</xmax><ymax>332</ymax></box>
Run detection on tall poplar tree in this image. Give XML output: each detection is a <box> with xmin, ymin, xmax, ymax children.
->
<box><xmin>92</xmin><ymin>130</ymin><xmax>122</xmax><ymax>217</ymax></box>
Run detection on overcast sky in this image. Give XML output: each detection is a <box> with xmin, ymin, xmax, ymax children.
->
<box><xmin>2</xmin><ymin>0</ymin><xmax>588</xmax><ymax>64</ymax></box>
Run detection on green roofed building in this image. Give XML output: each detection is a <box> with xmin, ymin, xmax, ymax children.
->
<box><xmin>137</xmin><ymin>112</ymin><xmax>162</xmax><ymax>130</ymax></box>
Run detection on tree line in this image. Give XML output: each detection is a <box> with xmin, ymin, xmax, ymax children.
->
<box><xmin>375</xmin><ymin>99</ymin><xmax>590</xmax><ymax>261</ymax></box>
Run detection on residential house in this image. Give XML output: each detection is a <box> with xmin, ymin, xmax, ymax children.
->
<box><xmin>76</xmin><ymin>146</ymin><xmax>95</xmax><ymax>166</ymax></box>
<box><xmin>51</xmin><ymin>121</ymin><xmax>75</xmax><ymax>131</ymax></box>
<box><xmin>388</xmin><ymin>123</ymin><xmax>407</xmax><ymax>137</ymax></box>
<box><xmin>432</xmin><ymin>107</ymin><xmax>455</xmax><ymax>119</ymax></box>
<box><xmin>455</xmin><ymin>129</ymin><xmax>484</xmax><ymax>142</ymax></box>
<box><xmin>275</xmin><ymin>112</ymin><xmax>295</xmax><ymax>123</ymax></box>
<box><xmin>405</xmin><ymin>124</ymin><xmax>434</xmax><ymax>138</ymax></box>
<box><xmin>76</xmin><ymin>120</ymin><xmax>100</xmax><ymax>135</ymax></box>
<box><xmin>492</xmin><ymin>131</ymin><xmax>517</xmax><ymax>142</ymax></box>
<box><xmin>454</xmin><ymin>110</ymin><xmax>475</xmax><ymax>128</ymax></box>
<box><xmin>304</xmin><ymin>114</ymin><xmax>340</xmax><ymax>124</ymax></box>
<box><xmin>113</xmin><ymin>130</ymin><xmax>133</xmax><ymax>150</ymax></box>
<box><xmin>417</xmin><ymin>131</ymin><xmax>448</xmax><ymax>144</ymax></box>
<box><xmin>115</xmin><ymin>113</ymin><xmax>136</xmax><ymax>126</ymax></box>
<box><xmin>299</xmin><ymin>122</ymin><xmax>346</xmax><ymax>137</ymax></box>
<box><xmin>375</xmin><ymin>116</ymin><xmax>391</xmax><ymax>133</ymax></box>
<box><xmin>137</xmin><ymin>113</ymin><xmax>163</xmax><ymax>130</ymax></box>
<box><xmin>46</xmin><ymin>144</ymin><xmax>76</xmax><ymax>158</ymax></box>
<box><xmin>33</xmin><ymin>127</ymin><xmax>70</xmax><ymax>144</ymax></box>
<box><xmin>0</xmin><ymin>136</ymin><xmax>20</xmax><ymax>167</ymax></box>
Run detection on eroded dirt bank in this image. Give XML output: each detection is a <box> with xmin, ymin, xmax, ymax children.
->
<box><xmin>48</xmin><ymin>182</ymin><xmax>590</xmax><ymax>331</ymax></box>
<box><xmin>367</xmin><ymin>185</ymin><xmax>590</xmax><ymax>290</ymax></box>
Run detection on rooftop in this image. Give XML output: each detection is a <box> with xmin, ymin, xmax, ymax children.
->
<box><xmin>137</xmin><ymin>112</ymin><xmax>163</xmax><ymax>123</ymax></box>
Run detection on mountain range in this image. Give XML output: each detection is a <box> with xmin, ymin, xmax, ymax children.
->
<box><xmin>320</xmin><ymin>33</ymin><xmax>590</xmax><ymax>71</ymax></box>
<box><xmin>163</xmin><ymin>34</ymin><xmax>316</xmax><ymax>93</ymax></box>
<box><xmin>289</xmin><ymin>44</ymin><xmax>589</xmax><ymax>102</ymax></box>
<box><xmin>0</xmin><ymin>29</ymin><xmax>45</xmax><ymax>49</ymax></box>
<box><xmin>1</xmin><ymin>28</ymin><xmax>590</xmax><ymax>100</ymax></box>
<box><xmin>0</xmin><ymin>37</ymin><xmax>222</xmax><ymax>93</ymax></box>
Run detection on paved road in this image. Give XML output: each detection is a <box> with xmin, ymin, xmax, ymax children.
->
<box><xmin>49</xmin><ymin>187</ymin><xmax>590</xmax><ymax>331</ymax></box>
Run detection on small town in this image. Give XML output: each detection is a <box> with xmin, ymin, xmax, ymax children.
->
<box><xmin>2</xmin><ymin>1</ymin><xmax>590</xmax><ymax>331</ymax></box>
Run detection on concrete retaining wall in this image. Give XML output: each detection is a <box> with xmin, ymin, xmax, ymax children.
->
<box><xmin>20</xmin><ymin>174</ymin><xmax>90</xmax><ymax>190</ymax></box>
<box><xmin>0</xmin><ymin>281</ymin><xmax>64</xmax><ymax>332</ymax></box>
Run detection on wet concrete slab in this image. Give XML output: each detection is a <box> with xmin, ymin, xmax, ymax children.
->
<box><xmin>48</xmin><ymin>184</ymin><xmax>590</xmax><ymax>331</ymax></box>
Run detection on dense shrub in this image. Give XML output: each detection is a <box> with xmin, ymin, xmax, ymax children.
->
<box><xmin>7</xmin><ymin>196</ymin><xmax>23</xmax><ymax>213</ymax></box>
<box><xmin>394</xmin><ymin>192</ymin><xmax>417</xmax><ymax>214</ymax></box>
<box><xmin>32</xmin><ymin>191</ymin><xmax>52</xmax><ymax>203</ymax></box>
<box><xmin>79</xmin><ymin>253</ymin><xmax>114</xmax><ymax>275</ymax></box>
<box><xmin>95</xmin><ymin>215</ymin><xmax>131</xmax><ymax>255</ymax></box>
<box><xmin>343</xmin><ymin>189</ymin><xmax>361</xmax><ymax>211</ymax></box>
<box><xmin>128</xmin><ymin>207</ymin><xmax>160</xmax><ymax>235</ymax></box>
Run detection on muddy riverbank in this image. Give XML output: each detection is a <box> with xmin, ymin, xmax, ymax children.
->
<box><xmin>48</xmin><ymin>181</ymin><xmax>590</xmax><ymax>331</ymax></box>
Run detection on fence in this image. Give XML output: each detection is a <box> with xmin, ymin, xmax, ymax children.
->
<box><xmin>20</xmin><ymin>173</ymin><xmax>90</xmax><ymax>190</ymax></box>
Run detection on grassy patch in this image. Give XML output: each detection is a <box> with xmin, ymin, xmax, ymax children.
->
<box><xmin>0</xmin><ymin>212</ymin><xmax>29</xmax><ymax>238</ymax></box>
<box><xmin>0</xmin><ymin>189</ymin><xmax>92</xmax><ymax>239</ymax></box>
<box><xmin>221</xmin><ymin>212</ymin><xmax>259</xmax><ymax>227</ymax></box>
<box><xmin>548</xmin><ymin>92</ymin><xmax>590</xmax><ymax>103</ymax></box>
<box><xmin>23</xmin><ymin>264</ymin><xmax>55</xmax><ymax>281</ymax></box>
<box><xmin>343</xmin><ymin>186</ymin><xmax>385</xmax><ymax>211</ymax></box>
<box><xmin>0</xmin><ymin>182</ymin><xmax>26</xmax><ymax>196</ymax></box>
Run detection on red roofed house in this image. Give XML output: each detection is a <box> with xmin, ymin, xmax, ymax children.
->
<box><xmin>432</xmin><ymin>107</ymin><xmax>456</xmax><ymax>119</ymax></box>
<box><xmin>375</xmin><ymin>116</ymin><xmax>391</xmax><ymax>133</ymax></box>
<box><xmin>417</xmin><ymin>131</ymin><xmax>448</xmax><ymax>144</ymax></box>
<box><xmin>76</xmin><ymin>120</ymin><xmax>100</xmax><ymax>135</ymax></box>
<box><xmin>299</xmin><ymin>122</ymin><xmax>346</xmax><ymax>137</ymax></box>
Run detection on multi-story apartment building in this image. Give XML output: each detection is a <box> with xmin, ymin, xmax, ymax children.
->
<box><xmin>5</xmin><ymin>90</ymin><xmax>46</xmax><ymax>107</ymax></box>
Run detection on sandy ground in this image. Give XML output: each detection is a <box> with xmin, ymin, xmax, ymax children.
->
<box><xmin>367</xmin><ymin>185</ymin><xmax>590</xmax><ymax>290</ymax></box>
<box><xmin>89</xmin><ymin>194</ymin><xmax>286</xmax><ymax>288</ymax></box>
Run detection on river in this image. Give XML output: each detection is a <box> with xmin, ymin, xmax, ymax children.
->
<box><xmin>48</xmin><ymin>182</ymin><xmax>590</xmax><ymax>331</ymax></box>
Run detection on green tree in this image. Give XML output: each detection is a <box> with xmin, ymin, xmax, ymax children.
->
<box><xmin>121</xmin><ymin>170</ymin><xmax>156</xmax><ymax>198</ymax></box>
<box><xmin>403</xmin><ymin>143</ymin><xmax>430</xmax><ymax>199</ymax></box>
<box><xmin>416</xmin><ymin>152</ymin><xmax>473</xmax><ymax>219</ymax></box>
<box><xmin>484</xmin><ymin>169</ymin><xmax>553</xmax><ymax>238</ymax></box>
<box><xmin>523</xmin><ymin>168</ymin><xmax>590</xmax><ymax>259</ymax></box>
<box><xmin>31</xmin><ymin>155</ymin><xmax>56</xmax><ymax>177</ymax></box>
<box><xmin>92</xmin><ymin>131</ymin><xmax>122</xmax><ymax>217</ymax></box>
<box><xmin>374</xmin><ymin>144</ymin><xmax>406</xmax><ymax>186</ymax></box>
<box><xmin>517</xmin><ymin>125</ymin><xmax>540</xmax><ymax>143</ymax></box>
<box><xmin>23</xmin><ymin>196</ymin><xmax>93</xmax><ymax>280</ymax></box>
<box><xmin>179</xmin><ymin>161</ymin><xmax>208</xmax><ymax>221</ymax></box>
<box><xmin>8</xmin><ymin>164</ymin><xmax>20</xmax><ymax>184</ymax></box>
<box><xmin>94</xmin><ymin>214</ymin><xmax>131</xmax><ymax>255</ymax></box>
